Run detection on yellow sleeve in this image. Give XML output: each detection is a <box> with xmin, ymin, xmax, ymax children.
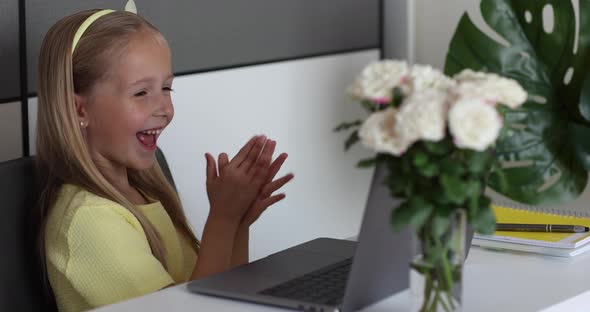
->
<box><xmin>63</xmin><ymin>204</ymin><xmax>174</xmax><ymax>308</ymax></box>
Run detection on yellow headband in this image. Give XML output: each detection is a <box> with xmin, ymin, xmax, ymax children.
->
<box><xmin>71</xmin><ymin>9</ymin><xmax>115</xmax><ymax>54</ymax></box>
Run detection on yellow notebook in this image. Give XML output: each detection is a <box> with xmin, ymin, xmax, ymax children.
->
<box><xmin>473</xmin><ymin>204</ymin><xmax>590</xmax><ymax>253</ymax></box>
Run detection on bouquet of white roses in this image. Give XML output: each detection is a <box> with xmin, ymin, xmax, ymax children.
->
<box><xmin>336</xmin><ymin>60</ymin><xmax>527</xmax><ymax>312</ymax></box>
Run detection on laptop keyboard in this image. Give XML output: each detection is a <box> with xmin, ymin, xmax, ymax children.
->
<box><xmin>259</xmin><ymin>257</ymin><xmax>352</xmax><ymax>306</ymax></box>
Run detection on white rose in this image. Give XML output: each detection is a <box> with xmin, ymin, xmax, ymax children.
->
<box><xmin>395</xmin><ymin>89</ymin><xmax>447</xmax><ymax>142</ymax></box>
<box><xmin>448</xmin><ymin>98</ymin><xmax>502</xmax><ymax>151</ymax></box>
<box><xmin>358</xmin><ymin>108</ymin><xmax>414</xmax><ymax>156</ymax></box>
<box><xmin>487</xmin><ymin>78</ymin><xmax>527</xmax><ymax>108</ymax></box>
<box><xmin>406</xmin><ymin>64</ymin><xmax>456</xmax><ymax>93</ymax></box>
<box><xmin>348</xmin><ymin>60</ymin><xmax>409</xmax><ymax>103</ymax></box>
<box><xmin>453</xmin><ymin>69</ymin><xmax>491</xmax><ymax>82</ymax></box>
<box><xmin>453</xmin><ymin>69</ymin><xmax>528</xmax><ymax>108</ymax></box>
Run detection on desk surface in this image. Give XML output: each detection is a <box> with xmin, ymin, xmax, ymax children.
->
<box><xmin>96</xmin><ymin>246</ymin><xmax>590</xmax><ymax>312</ymax></box>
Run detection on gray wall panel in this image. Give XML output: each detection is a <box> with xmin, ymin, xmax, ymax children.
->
<box><xmin>384</xmin><ymin>0</ymin><xmax>412</xmax><ymax>61</ymax></box>
<box><xmin>26</xmin><ymin>0</ymin><xmax>379</xmax><ymax>93</ymax></box>
<box><xmin>0</xmin><ymin>102</ymin><xmax>22</xmax><ymax>161</ymax></box>
<box><xmin>0</xmin><ymin>0</ymin><xmax>20</xmax><ymax>102</ymax></box>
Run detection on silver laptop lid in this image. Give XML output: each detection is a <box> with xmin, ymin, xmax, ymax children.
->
<box><xmin>341</xmin><ymin>160</ymin><xmax>475</xmax><ymax>312</ymax></box>
<box><xmin>340</xmin><ymin>162</ymin><xmax>415</xmax><ymax>312</ymax></box>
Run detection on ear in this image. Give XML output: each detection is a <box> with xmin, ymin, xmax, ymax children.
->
<box><xmin>74</xmin><ymin>93</ymin><xmax>89</xmax><ymax>124</ymax></box>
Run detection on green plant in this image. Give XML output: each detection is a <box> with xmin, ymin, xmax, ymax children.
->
<box><xmin>445</xmin><ymin>0</ymin><xmax>590</xmax><ymax>205</ymax></box>
<box><xmin>336</xmin><ymin>58</ymin><xmax>526</xmax><ymax>310</ymax></box>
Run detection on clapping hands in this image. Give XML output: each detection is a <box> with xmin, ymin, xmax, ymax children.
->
<box><xmin>205</xmin><ymin>135</ymin><xmax>294</xmax><ymax>228</ymax></box>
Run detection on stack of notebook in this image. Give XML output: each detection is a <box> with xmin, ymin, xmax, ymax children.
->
<box><xmin>472</xmin><ymin>204</ymin><xmax>590</xmax><ymax>257</ymax></box>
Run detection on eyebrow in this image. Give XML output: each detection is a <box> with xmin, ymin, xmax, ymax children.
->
<box><xmin>129</xmin><ymin>74</ymin><xmax>175</xmax><ymax>86</ymax></box>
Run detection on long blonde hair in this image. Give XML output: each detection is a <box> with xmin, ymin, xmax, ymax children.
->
<box><xmin>35</xmin><ymin>9</ymin><xmax>199</xmax><ymax>287</ymax></box>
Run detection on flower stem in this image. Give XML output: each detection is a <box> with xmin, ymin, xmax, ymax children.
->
<box><xmin>428</xmin><ymin>282</ymin><xmax>441</xmax><ymax>312</ymax></box>
<box><xmin>434</xmin><ymin>235</ymin><xmax>454</xmax><ymax>292</ymax></box>
<box><xmin>420</xmin><ymin>272</ymin><xmax>433</xmax><ymax>312</ymax></box>
<box><xmin>441</xmin><ymin>290</ymin><xmax>454</xmax><ymax>312</ymax></box>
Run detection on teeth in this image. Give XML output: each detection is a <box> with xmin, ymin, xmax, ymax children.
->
<box><xmin>141</xmin><ymin>129</ymin><xmax>162</xmax><ymax>135</ymax></box>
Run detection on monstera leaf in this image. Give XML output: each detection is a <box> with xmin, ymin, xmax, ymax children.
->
<box><xmin>444</xmin><ymin>0</ymin><xmax>590</xmax><ymax>205</ymax></box>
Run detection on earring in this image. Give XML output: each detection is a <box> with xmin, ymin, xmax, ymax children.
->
<box><xmin>80</xmin><ymin>121</ymin><xmax>87</xmax><ymax>128</ymax></box>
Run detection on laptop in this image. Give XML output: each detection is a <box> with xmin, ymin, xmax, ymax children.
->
<box><xmin>187</xmin><ymin>163</ymin><xmax>474</xmax><ymax>311</ymax></box>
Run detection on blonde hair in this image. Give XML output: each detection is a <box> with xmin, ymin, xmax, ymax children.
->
<box><xmin>35</xmin><ymin>9</ymin><xmax>200</xmax><ymax>290</ymax></box>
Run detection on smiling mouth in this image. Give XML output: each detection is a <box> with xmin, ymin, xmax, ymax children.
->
<box><xmin>136</xmin><ymin>127</ymin><xmax>163</xmax><ymax>149</ymax></box>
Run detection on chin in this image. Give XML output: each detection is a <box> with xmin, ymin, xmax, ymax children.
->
<box><xmin>131</xmin><ymin>154</ymin><xmax>156</xmax><ymax>171</ymax></box>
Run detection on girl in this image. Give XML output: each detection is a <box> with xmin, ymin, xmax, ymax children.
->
<box><xmin>35</xmin><ymin>9</ymin><xmax>293</xmax><ymax>312</ymax></box>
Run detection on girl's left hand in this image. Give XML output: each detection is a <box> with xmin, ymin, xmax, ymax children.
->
<box><xmin>241</xmin><ymin>152</ymin><xmax>294</xmax><ymax>227</ymax></box>
<box><xmin>206</xmin><ymin>136</ymin><xmax>275</xmax><ymax>224</ymax></box>
<box><xmin>218</xmin><ymin>139</ymin><xmax>294</xmax><ymax>229</ymax></box>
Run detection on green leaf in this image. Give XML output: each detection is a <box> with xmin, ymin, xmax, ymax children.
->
<box><xmin>440</xmin><ymin>174</ymin><xmax>467</xmax><ymax>204</ymax></box>
<box><xmin>440</xmin><ymin>157</ymin><xmax>465</xmax><ymax>176</ymax></box>
<box><xmin>444</xmin><ymin>0</ymin><xmax>590</xmax><ymax>205</ymax></box>
<box><xmin>333</xmin><ymin>120</ymin><xmax>362</xmax><ymax>132</ymax></box>
<box><xmin>344</xmin><ymin>130</ymin><xmax>359</xmax><ymax>151</ymax></box>
<box><xmin>579</xmin><ymin>72</ymin><xmax>590</xmax><ymax>122</ymax></box>
<box><xmin>468</xmin><ymin>195</ymin><xmax>479</xmax><ymax>219</ymax></box>
<box><xmin>391</xmin><ymin>87</ymin><xmax>405</xmax><ymax>108</ymax></box>
<box><xmin>409</xmin><ymin>261</ymin><xmax>433</xmax><ymax>275</ymax></box>
<box><xmin>391</xmin><ymin>198</ymin><xmax>434</xmax><ymax>232</ymax></box>
<box><xmin>464</xmin><ymin>179</ymin><xmax>483</xmax><ymax>200</ymax></box>
<box><xmin>464</xmin><ymin>180</ymin><xmax>483</xmax><ymax>219</ymax></box>
<box><xmin>489</xmin><ymin>162</ymin><xmax>509</xmax><ymax>193</ymax></box>
<box><xmin>466</xmin><ymin>150</ymin><xmax>490</xmax><ymax>174</ymax></box>
<box><xmin>432</xmin><ymin>190</ymin><xmax>452</xmax><ymax>205</ymax></box>
<box><xmin>471</xmin><ymin>202</ymin><xmax>496</xmax><ymax>235</ymax></box>
<box><xmin>385</xmin><ymin>169</ymin><xmax>407</xmax><ymax>197</ymax></box>
<box><xmin>400</xmin><ymin>155</ymin><xmax>413</xmax><ymax>175</ymax></box>
<box><xmin>361</xmin><ymin>100</ymin><xmax>377</xmax><ymax>113</ymax></box>
<box><xmin>432</xmin><ymin>207</ymin><xmax>452</xmax><ymax>237</ymax></box>
<box><xmin>569</xmin><ymin>122</ymin><xmax>590</xmax><ymax>170</ymax></box>
<box><xmin>413</xmin><ymin>151</ymin><xmax>429</xmax><ymax>168</ymax></box>
<box><xmin>424</xmin><ymin>139</ymin><xmax>453</xmax><ymax>156</ymax></box>
<box><xmin>356</xmin><ymin>157</ymin><xmax>377</xmax><ymax>168</ymax></box>
<box><xmin>417</xmin><ymin>163</ymin><xmax>439</xmax><ymax>177</ymax></box>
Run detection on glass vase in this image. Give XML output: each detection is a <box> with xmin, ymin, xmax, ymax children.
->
<box><xmin>409</xmin><ymin>210</ymin><xmax>467</xmax><ymax>312</ymax></box>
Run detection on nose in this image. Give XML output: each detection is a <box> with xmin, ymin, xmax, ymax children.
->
<box><xmin>154</xmin><ymin>96</ymin><xmax>174</xmax><ymax>124</ymax></box>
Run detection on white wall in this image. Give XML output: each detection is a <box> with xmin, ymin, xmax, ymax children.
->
<box><xmin>414</xmin><ymin>0</ymin><xmax>503</xmax><ymax>69</ymax></box>
<box><xmin>161</xmin><ymin>51</ymin><xmax>378</xmax><ymax>260</ymax></box>
<box><xmin>28</xmin><ymin>50</ymin><xmax>379</xmax><ymax>260</ymax></box>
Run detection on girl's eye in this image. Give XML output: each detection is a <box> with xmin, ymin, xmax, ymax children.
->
<box><xmin>134</xmin><ymin>91</ymin><xmax>147</xmax><ymax>97</ymax></box>
<box><xmin>163</xmin><ymin>87</ymin><xmax>174</xmax><ymax>92</ymax></box>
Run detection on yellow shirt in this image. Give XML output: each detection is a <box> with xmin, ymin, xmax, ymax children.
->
<box><xmin>45</xmin><ymin>184</ymin><xmax>197</xmax><ymax>312</ymax></box>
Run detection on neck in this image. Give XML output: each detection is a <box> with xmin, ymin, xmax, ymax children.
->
<box><xmin>94</xmin><ymin>158</ymin><xmax>131</xmax><ymax>193</ymax></box>
<box><xmin>89</xmin><ymin>152</ymin><xmax>148</xmax><ymax>205</ymax></box>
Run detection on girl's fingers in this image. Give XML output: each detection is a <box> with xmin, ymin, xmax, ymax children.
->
<box><xmin>239</xmin><ymin>136</ymin><xmax>266</xmax><ymax>171</ymax></box>
<box><xmin>250</xmin><ymin>141</ymin><xmax>276</xmax><ymax>184</ymax></box>
<box><xmin>249</xmin><ymin>140</ymin><xmax>275</xmax><ymax>174</ymax></box>
<box><xmin>258</xmin><ymin>193</ymin><xmax>286</xmax><ymax>211</ymax></box>
<box><xmin>248</xmin><ymin>193</ymin><xmax>286</xmax><ymax>222</ymax></box>
<box><xmin>205</xmin><ymin>153</ymin><xmax>218</xmax><ymax>181</ymax></box>
<box><xmin>218</xmin><ymin>153</ymin><xmax>229</xmax><ymax>173</ymax></box>
<box><xmin>266</xmin><ymin>153</ymin><xmax>288</xmax><ymax>183</ymax></box>
<box><xmin>230</xmin><ymin>136</ymin><xmax>259</xmax><ymax>167</ymax></box>
<box><xmin>260</xmin><ymin>173</ymin><xmax>294</xmax><ymax>198</ymax></box>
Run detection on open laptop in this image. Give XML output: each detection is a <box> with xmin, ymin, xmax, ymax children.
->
<box><xmin>187</xmin><ymin>163</ymin><xmax>473</xmax><ymax>311</ymax></box>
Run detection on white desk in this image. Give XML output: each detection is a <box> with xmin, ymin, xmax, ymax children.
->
<box><xmin>96</xmin><ymin>246</ymin><xmax>590</xmax><ymax>312</ymax></box>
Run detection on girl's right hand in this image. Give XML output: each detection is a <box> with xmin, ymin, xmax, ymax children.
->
<box><xmin>204</xmin><ymin>135</ymin><xmax>275</xmax><ymax>225</ymax></box>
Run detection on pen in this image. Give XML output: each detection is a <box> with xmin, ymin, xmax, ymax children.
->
<box><xmin>496</xmin><ymin>223</ymin><xmax>590</xmax><ymax>233</ymax></box>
